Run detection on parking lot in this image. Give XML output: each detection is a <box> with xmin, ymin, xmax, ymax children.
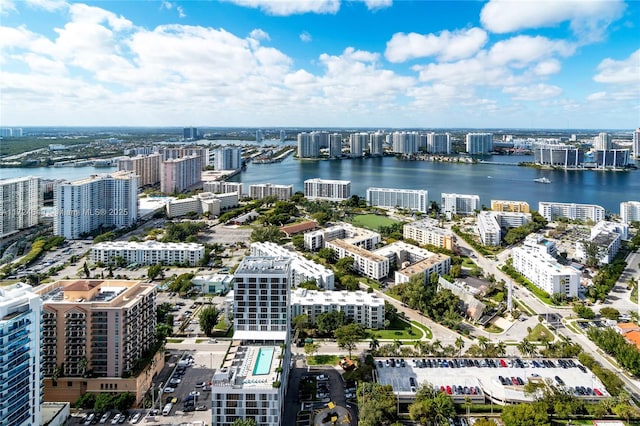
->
<box><xmin>375</xmin><ymin>357</ymin><xmax>608</xmax><ymax>404</ymax></box>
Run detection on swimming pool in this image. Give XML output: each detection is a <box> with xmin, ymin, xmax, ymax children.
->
<box><xmin>253</xmin><ymin>347</ymin><xmax>275</xmax><ymax>376</ymax></box>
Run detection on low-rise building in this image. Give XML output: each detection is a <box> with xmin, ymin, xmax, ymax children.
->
<box><xmin>477</xmin><ymin>211</ymin><xmax>531</xmax><ymax>246</ymax></box>
<box><xmin>438</xmin><ymin>277</ymin><xmax>486</xmax><ymax>321</ymax></box>
<box><xmin>575</xmin><ymin>221</ymin><xmax>628</xmax><ymax>265</ymax></box>
<box><xmin>250</xmin><ymin>242</ymin><xmax>335</xmax><ymax>290</ymax></box>
<box><xmin>403</xmin><ymin>218</ymin><xmax>454</xmax><ymax>250</ymax></box>
<box><xmin>491</xmin><ymin>200</ymin><xmax>530</xmax><ymax>213</ymax></box>
<box><xmin>165</xmin><ymin>192</ymin><xmax>239</xmax><ymax>218</ymax></box>
<box><xmin>512</xmin><ymin>246</ymin><xmax>580</xmax><ymax>297</ymax></box>
<box><xmin>291</xmin><ymin>288</ymin><xmax>385</xmax><ymax>328</ymax></box>
<box><xmin>192</xmin><ymin>274</ymin><xmax>234</xmax><ymax>294</ymax></box>
<box><xmin>326</xmin><ymin>239</ymin><xmax>389</xmax><ymax>280</ymax></box>
<box><xmin>523</xmin><ymin>234</ymin><xmax>558</xmax><ymax>256</ymax></box>
<box><xmin>91</xmin><ymin>241</ymin><xmax>205</xmax><ymax>266</ymax></box>
<box><xmin>304</xmin><ymin>223</ymin><xmax>381</xmax><ymax>251</ymax></box>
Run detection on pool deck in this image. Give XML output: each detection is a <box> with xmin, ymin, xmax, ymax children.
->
<box><xmin>220</xmin><ymin>343</ymin><xmax>281</xmax><ymax>389</ymax></box>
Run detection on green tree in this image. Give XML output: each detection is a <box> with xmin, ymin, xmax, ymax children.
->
<box><xmin>318</xmin><ymin>247</ymin><xmax>335</xmax><ymax>261</ymax></box>
<box><xmin>250</xmin><ymin>225</ymin><xmax>285</xmax><ymax>244</ymax></box>
<box><xmin>369</xmin><ymin>336</ymin><xmax>380</xmax><ymax>353</ymax></box>
<box><xmin>291</xmin><ymin>234</ymin><xmax>305</xmax><ymax>250</ymax></box>
<box><xmin>455</xmin><ymin>336</ymin><xmax>465</xmax><ymax>358</ymax></box>
<box><xmin>315</xmin><ymin>311</ymin><xmax>350</xmax><ymax>336</ymax></box>
<box><xmin>599</xmin><ymin>307</ymin><xmax>620</xmax><ymax>321</ymax></box>
<box><xmin>358</xmin><ymin>382</ymin><xmax>397</xmax><ymax>426</ymax></box>
<box><xmin>93</xmin><ymin>393</ymin><xmax>113</xmax><ymax>412</ymax></box>
<box><xmin>304</xmin><ymin>342</ymin><xmax>320</xmax><ymax>358</ymax></box>
<box><xmin>501</xmin><ymin>402</ymin><xmax>550</xmax><ymax>426</ymax></box>
<box><xmin>474</xmin><ymin>420</ymin><xmax>498</xmax><ymax>426</ymax></box>
<box><xmin>334</xmin><ymin>323</ymin><xmax>366</xmax><ymax>358</ymax></box>
<box><xmin>409</xmin><ymin>384</ymin><xmax>455</xmax><ymax>426</ymax></box>
<box><xmin>83</xmin><ymin>261</ymin><xmax>90</xmax><ymax>279</ymax></box>
<box><xmin>336</xmin><ymin>256</ymin><xmax>355</xmax><ymax>271</ymax></box>
<box><xmin>292</xmin><ymin>314</ymin><xmax>310</xmax><ymax>333</ymax></box>
<box><xmin>199</xmin><ymin>306</ymin><xmax>220</xmax><ymax>337</ymax></box>
<box><xmin>147</xmin><ymin>263</ymin><xmax>163</xmax><ymax>281</ymax></box>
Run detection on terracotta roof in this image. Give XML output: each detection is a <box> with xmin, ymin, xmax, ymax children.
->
<box><xmin>64</xmin><ymin>280</ymin><xmax>102</xmax><ymax>291</ymax></box>
<box><xmin>616</xmin><ymin>322</ymin><xmax>639</xmax><ymax>330</ymax></box>
<box><xmin>624</xmin><ymin>330</ymin><xmax>640</xmax><ymax>351</ymax></box>
<box><xmin>279</xmin><ymin>221</ymin><xmax>317</xmax><ymax>236</ymax></box>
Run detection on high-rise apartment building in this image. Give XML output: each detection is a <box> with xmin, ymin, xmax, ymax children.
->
<box><xmin>183</xmin><ymin>127</ymin><xmax>198</xmax><ymax>140</ymax></box>
<box><xmin>54</xmin><ymin>172</ymin><xmax>139</xmax><ymax>239</ymax></box>
<box><xmin>211</xmin><ymin>257</ymin><xmax>292</xmax><ymax>425</ymax></box>
<box><xmin>538</xmin><ymin>202</ymin><xmax>605</xmax><ymax>222</ymax></box>
<box><xmin>161</xmin><ymin>154</ymin><xmax>202</xmax><ymax>193</ymax></box>
<box><xmin>117</xmin><ymin>153</ymin><xmax>161</xmax><ymax>187</ymax></box>
<box><xmin>593</xmin><ymin>149</ymin><xmax>630</xmax><ymax>168</ymax></box>
<box><xmin>36</xmin><ymin>279</ymin><xmax>158</xmax><ymax>404</ymax></box>
<box><xmin>213</xmin><ymin>147</ymin><xmax>242</xmax><ymax>171</ymax></box>
<box><xmin>0</xmin><ymin>176</ymin><xmax>41</xmax><ymax>236</ymax></box>
<box><xmin>594</xmin><ymin>132</ymin><xmax>612</xmax><ymax>150</ymax></box>
<box><xmin>0</xmin><ymin>283</ymin><xmax>43</xmax><ymax>426</ymax></box>
<box><xmin>304</xmin><ymin>178</ymin><xmax>351</xmax><ymax>201</ymax></box>
<box><xmin>369</xmin><ymin>132</ymin><xmax>385</xmax><ymax>156</ymax></box>
<box><xmin>297</xmin><ymin>132</ymin><xmax>320</xmax><ymax>158</ymax></box>
<box><xmin>256</xmin><ymin>129</ymin><xmax>264</xmax><ymax>143</ymax></box>
<box><xmin>160</xmin><ymin>147</ymin><xmax>209</xmax><ymax>168</ymax></box>
<box><xmin>329</xmin><ymin>133</ymin><xmax>343</xmax><ymax>158</ymax></box>
<box><xmin>426</xmin><ymin>132</ymin><xmax>451</xmax><ymax>154</ymax></box>
<box><xmin>620</xmin><ymin>201</ymin><xmax>640</xmax><ymax>224</ymax></box>
<box><xmin>249</xmin><ymin>183</ymin><xmax>293</xmax><ymax>201</ymax></box>
<box><xmin>441</xmin><ymin>193</ymin><xmax>480</xmax><ymax>216</ymax></box>
<box><xmin>366</xmin><ymin>187</ymin><xmax>428</xmax><ymax>213</ymax></box>
<box><xmin>466</xmin><ymin>133</ymin><xmax>493</xmax><ymax>154</ymax></box>
<box><xmin>313</xmin><ymin>131</ymin><xmax>329</xmax><ymax>149</ymax></box>
<box><xmin>633</xmin><ymin>128</ymin><xmax>640</xmax><ymax>158</ymax></box>
<box><xmin>349</xmin><ymin>132</ymin><xmax>367</xmax><ymax>157</ymax></box>
<box><xmin>392</xmin><ymin>131</ymin><xmax>419</xmax><ymax>154</ymax></box>
<box><xmin>280</xmin><ymin>130</ymin><xmax>286</xmax><ymax>142</ymax></box>
<box><xmin>512</xmin><ymin>246</ymin><xmax>580</xmax><ymax>297</ymax></box>
<box><xmin>477</xmin><ymin>211</ymin><xmax>531</xmax><ymax>246</ymax></box>
<box><xmin>533</xmin><ymin>144</ymin><xmax>583</xmax><ymax>167</ymax></box>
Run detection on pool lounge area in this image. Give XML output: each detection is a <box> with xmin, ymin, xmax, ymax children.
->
<box><xmin>253</xmin><ymin>347</ymin><xmax>275</xmax><ymax>376</ymax></box>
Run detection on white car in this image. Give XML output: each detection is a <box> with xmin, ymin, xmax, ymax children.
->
<box><xmin>130</xmin><ymin>413</ymin><xmax>141</xmax><ymax>424</ymax></box>
<box><xmin>189</xmin><ymin>391</ymin><xmax>201</xmax><ymax>397</ymax></box>
<box><xmin>110</xmin><ymin>414</ymin><xmax>121</xmax><ymax>424</ymax></box>
<box><xmin>163</xmin><ymin>387</ymin><xmax>175</xmax><ymax>393</ymax></box>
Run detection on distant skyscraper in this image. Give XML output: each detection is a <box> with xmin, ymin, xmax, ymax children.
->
<box><xmin>161</xmin><ymin>155</ymin><xmax>202</xmax><ymax>193</ymax></box>
<box><xmin>594</xmin><ymin>132</ymin><xmax>611</xmax><ymax>150</ymax></box>
<box><xmin>466</xmin><ymin>133</ymin><xmax>493</xmax><ymax>154</ymax></box>
<box><xmin>329</xmin><ymin>133</ymin><xmax>342</xmax><ymax>158</ymax></box>
<box><xmin>392</xmin><ymin>131</ymin><xmax>419</xmax><ymax>154</ymax></box>
<box><xmin>369</xmin><ymin>132</ymin><xmax>384</xmax><ymax>156</ymax></box>
<box><xmin>313</xmin><ymin>131</ymin><xmax>329</xmax><ymax>149</ymax></box>
<box><xmin>0</xmin><ymin>283</ymin><xmax>43</xmax><ymax>426</ymax></box>
<box><xmin>620</xmin><ymin>201</ymin><xmax>640</xmax><ymax>224</ymax></box>
<box><xmin>427</xmin><ymin>132</ymin><xmax>451</xmax><ymax>154</ymax></box>
<box><xmin>54</xmin><ymin>171</ymin><xmax>139</xmax><ymax>239</ymax></box>
<box><xmin>280</xmin><ymin>129</ymin><xmax>286</xmax><ymax>142</ymax></box>
<box><xmin>366</xmin><ymin>187</ymin><xmax>428</xmax><ymax>213</ymax></box>
<box><xmin>256</xmin><ymin>129</ymin><xmax>264</xmax><ymax>142</ymax></box>
<box><xmin>0</xmin><ymin>176</ymin><xmax>41</xmax><ymax>236</ymax></box>
<box><xmin>349</xmin><ymin>132</ymin><xmax>367</xmax><ymax>157</ymax></box>
<box><xmin>213</xmin><ymin>147</ymin><xmax>242</xmax><ymax>171</ymax></box>
<box><xmin>297</xmin><ymin>132</ymin><xmax>320</xmax><ymax>158</ymax></box>
<box><xmin>160</xmin><ymin>147</ymin><xmax>209</xmax><ymax>168</ymax></box>
<box><xmin>633</xmin><ymin>128</ymin><xmax>640</xmax><ymax>159</ymax></box>
<box><xmin>183</xmin><ymin>127</ymin><xmax>198</xmax><ymax>140</ymax></box>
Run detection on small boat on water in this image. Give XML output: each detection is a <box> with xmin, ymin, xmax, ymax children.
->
<box><xmin>534</xmin><ymin>177</ymin><xmax>551</xmax><ymax>184</ymax></box>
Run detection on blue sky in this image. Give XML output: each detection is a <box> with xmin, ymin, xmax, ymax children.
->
<box><xmin>0</xmin><ymin>0</ymin><xmax>638</xmax><ymax>129</ymax></box>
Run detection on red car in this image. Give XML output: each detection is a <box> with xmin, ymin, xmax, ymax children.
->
<box><xmin>440</xmin><ymin>386</ymin><xmax>445</xmax><ymax>393</ymax></box>
<box><xmin>446</xmin><ymin>386</ymin><xmax>452</xmax><ymax>395</ymax></box>
<box><xmin>500</xmin><ymin>359</ymin><xmax>507</xmax><ymax>368</ymax></box>
<box><xmin>594</xmin><ymin>388</ymin><xmax>603</xmax><ymax>396</ymax></box>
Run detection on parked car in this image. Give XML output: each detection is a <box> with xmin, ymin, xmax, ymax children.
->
<box><xmin>130</xmin><ymin>413</ymin><xmax>141</xmax><ymax>424</ymax></box>
<box><xmin>163</xmin><ymin>387</ymin><xmax>175</xmax><ymax>393</ymax></box>
<box><xmin>110</xmin><ymin>414</ymin><xmax>121</xmax><ymax>425</ymax></box>
<box><xmin>195</xmin><ymin>405</ymin><xmax>207</xmax><ymax>411</ymax></box>
<box><xmin>99</xmin><ymin>412</ymin><xmax>111</xmax><ymax>424</ymax></box>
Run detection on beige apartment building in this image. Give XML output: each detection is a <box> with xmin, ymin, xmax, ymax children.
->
<box><xmin>491</xmin><ymin>200</ymin><xmax>530</xmax><ymax>213</ymax></box>
<box><xmin>35</xmin><ymin>279</ymin><xmax>162</xmax><ymax>404</ymax></box>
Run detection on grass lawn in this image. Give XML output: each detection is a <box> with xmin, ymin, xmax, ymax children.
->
<box><xmin>370</xmin><ymin>317</ymin><xmax>425</xmax><ymax>340</ymax></box>
<box><xmin>167</xmin><ymin>338</ymin><xmax>184</xmax><ymax>343</ymax></box>
<box><xmin>307</xmin><ymin>355</ymin><xmax>341</xmax><ymax>366</ymax></box>
<box><xmin>411</xmin><ymin>321</ymin><xmax>433</xmax><ymax>339</ymax></box>
<box><xmin>527</xmin><ymin>323</ymin><xmax>554</xmax><ymax>342</ymax></box>
<box><xmin>485</xmin><ymin>324</ymin><xmax>504</xmax><ymax>334</ymax></box>
<box><xmin>350</xmin><ymin>214</ymin><xmax>401</xmax><ymax>231</ymax></box>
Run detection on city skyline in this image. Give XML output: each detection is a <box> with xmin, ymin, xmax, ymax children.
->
<box><xmin>0</xmin><ymin>0</ymin><xmax>638</xmax><ymax>129</ymax></box>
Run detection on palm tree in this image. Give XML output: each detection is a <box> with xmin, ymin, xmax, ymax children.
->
<box><xmin>455</xmin><ymin>336</ymin><xmax>465</xmax><ymax>358</ymax></box>
<box><xmin>369</xmin><ymin>336</ymin><xmax>380</xmax><ymax>353</ymax></box>
<box><xmin>393</xmin><ymin>339</ymin><xmax>402</xmax><ymax>356</ymax></box>
<box><xmin>517</xmin><ymin>339</ymin><xmax>537</xmax><ymax>358</ymax></box>
<box><xmin>495</xmin><ymin>341</ymin><xmax>507</xmax><ymax>357</ymax></box>
<box><xmin>477</xmin><ymin>336</ymin><xmax>490</xmax><ymax>354</ymax></box>
<box><xmin>432</xmin><ymin>339</ymin><xmax>443</xmax><ymax>356</ymax></box>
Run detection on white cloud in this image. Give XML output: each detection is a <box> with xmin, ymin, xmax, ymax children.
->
<box><xmin>480</xmin><ymin>0</ymin><xmax>625</xmax><ymax>42</ymax></box>
<box><xmin>593</xmin><ymin>49</ymin><xmax>640</xmax><ymax>85</ymax></box>
<box><xmin>586</xmin><ymin>91</ymin><xmax>607</xmax><ymax>101</ymax></box>
<box><xmin>223</xmin><ymin>0</ymin><xmax>340</xmax><ymax>16</ymax></box>
<box><xmin>0</xmin><ymin>0</ymin><xmax>17</xmax><ymax>15</ymax></box>
<box><xmin>534</xmin><ymin>59</ymin><xmax>562</xmax><ymax>76</ymax></box>
<box><xmin>25</xmin><ymin>0</ymin><xmax>67</xmax><ymax>11</ymax></box>
<box><xmin>177</xmin><ymin>6</ymin><xmax>186</xmax><ymax>18</ymax></box>
<box><xmin>385</xmin><ymin>28</ymin><xmax>487</xmax><ymax>63</ymax></box>
<box><xmin>487</xmin><ymin>36</ymin><xmax>574</xmax><ymax>67</ymax></box>
<box><xmin>503</xmin><ymin>84</ymin><xmax>563</xmax><ymax>101</ymax></box>
<box><xmin>69</xmin><ymin>3</ymin><xmax>133</xmax><ymax>32</ymax></box>
<box><xmin>249</xmin><ymin>28</ymin><xmax>270</xmax><ymax>41</ymax></box>
<box><xmin>362</xmin><ymin>0</ymin><xmax>392</xmax><ymax>11</ymax></box>
<box><xmin>300</xmin><ymin>31</ymin><xmax>312</xmax><ymax>42</ymax></box>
